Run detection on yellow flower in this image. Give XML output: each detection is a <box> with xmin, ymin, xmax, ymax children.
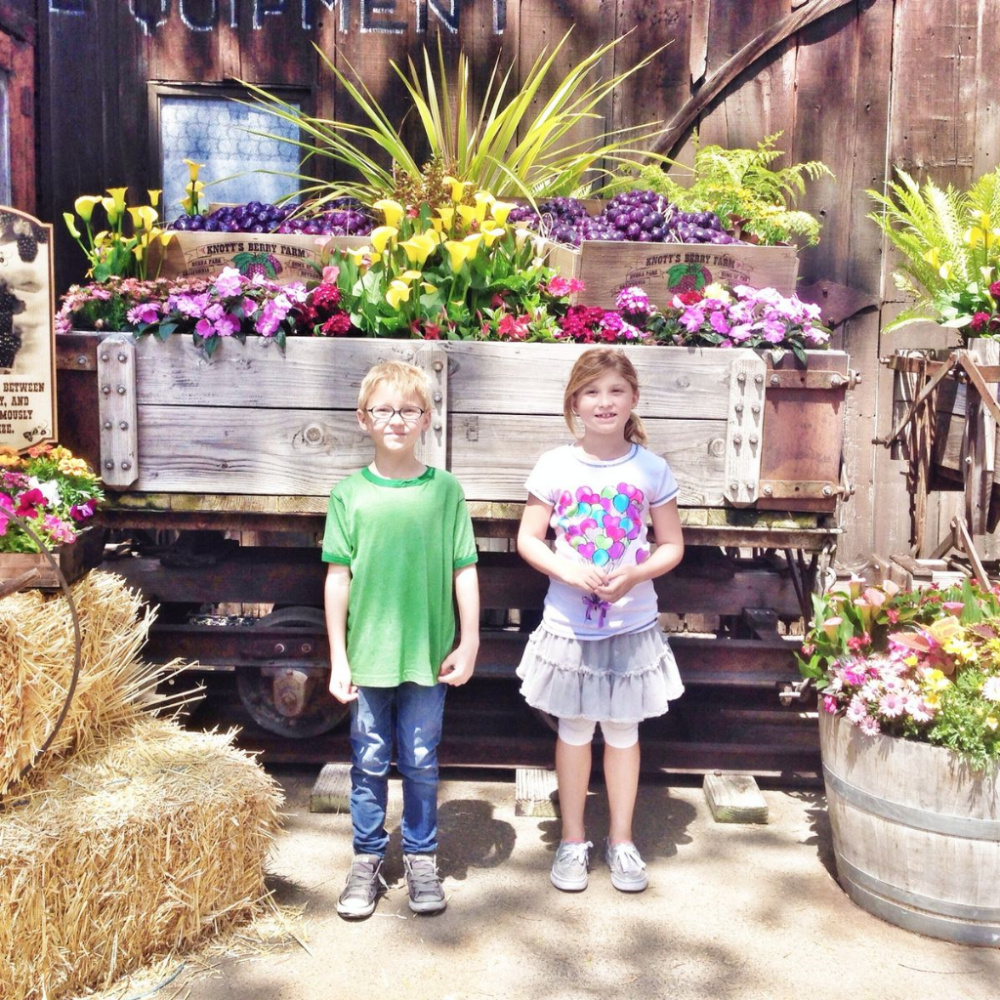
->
<box><xmin>385</xmin><ymin>279</ymin><xmax>412</xmax><ymax>310</ymax></box>
<box><xmin>129</xmin><ymin>205</ymin><xmax>159</xmax><ymax>231</ymax></box>
<box><xmin>373</xmin><ymin>199</ymin><xmax>405</xmax><ymax>229</ymax></box>
<box><xmin>400</xmin><ymin>269</ymin><xmax>424</xmax><ymax>283</ymax></box>
<box><xmin>63</xmin><ymin>212</ymin><xmax>81</xmax><ymax>239</ymax></box>
<box><xmin>147</xmin><ymin>189</ymin><xmax>161</xmax><ymax>207</ymax></box>
<box><xmin>347</xmin><ymin>247</ymin><xmax>372</xmax><ymax>267</ymax></box>
<box><xmin>183</xmin><ymin>158</ymin><xmax>205</xmax><ymax>182</ymax></box>
<box><xmin>461</xmin><ymin>233</ymin><xmax>483</xmax><ymax>259</ymax></box>
<box><xmin>457</xmin><ymin>201</ymin><xmax>488</xmax><ymax>227</ymax></box>
<box><xmin>444</xmin><ymin>240</ymin><xmax>472</xmax><ymax>271</ymax></box>
<box><xmin>436</xmin><ymin>206</ymin><xmax>455</xmax><ymax>232</ymax></box>
<box><xmin>443</xmin><ymin>175</ymin><xmax>468</xmax><ymax>203</ymax></box>
<box><xmin>474</xmin><ymin>190</ymin><xmax>495</xmax><ymax>210</ymax></box>
<box><xmin>371</xmin><ymin>226</ymin><xmax>398</xmax><ymax>254</ymax></box>
<box><xmin>101</xmin><ymin>197</ymin><xmax>121</xmax><ymax>226</ymax></box>
<box><xmin>74</xmin><ymin>195</ymin><xmax>102</xmax><ymax>224</ymax></box>
<box><xmin>106</xmin><ymin>187</ymin><xmax>128</xmax><ymax>214</ymax></box>
<box><xmin>421</xmin><ymin>282</ymin><xmax>437</xmax><ymax>293</ymax></box>
<box><xmin>491</xmin><ymin>201</ymin><xmax>516</xmax><ymax>227</ymax></box>
<box><xmin>481</xmin><ymin>226</ymin><xmax>506</xmax><ymax>248</ymax></box>
<box><xmin>703</xmin><ymin>282</ymin><xmax>732</xmax><ymax>303</ymax></box>
<box><xmin>399</xmin><ymin>233</ymin><xmax>436</xmax><ymax>266</ymax></box>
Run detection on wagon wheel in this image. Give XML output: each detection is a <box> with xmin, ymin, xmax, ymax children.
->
<box><xmin>236</xmin><ymin>606</ymin><xmax>349</xmax><ymax>738</ymax></box>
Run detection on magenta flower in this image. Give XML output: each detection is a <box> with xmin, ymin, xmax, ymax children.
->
<box><xmin>127</xmin><ymin>301</ymin><xmax>161</xmax><ymax>325</ymax></box>
<box><xmin>70</xmin><ymin>498</ymin><xmax>98</xmax><ymax>521</ymax></box>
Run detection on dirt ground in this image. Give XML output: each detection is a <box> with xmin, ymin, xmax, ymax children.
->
<box><xmin>100</xmin><ymin>764</ymin><xmax>1000</xmax><ymax>1000</ymax></box>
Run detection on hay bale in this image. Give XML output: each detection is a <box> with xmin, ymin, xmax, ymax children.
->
<box><xmin>0</xmin><ymin>571</ymin><xmax>189</xmax><ymax>796</ymax></box>
<box><xmin>0</xmin><ymin>715</ymin><xmax>283</xmax><ymax>1000</ymax></box>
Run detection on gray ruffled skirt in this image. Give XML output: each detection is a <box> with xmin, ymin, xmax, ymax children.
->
<box><xmin>516</xmin><ymin>623</ymin><xmax>684</xmax><ymax>723</ymax></box>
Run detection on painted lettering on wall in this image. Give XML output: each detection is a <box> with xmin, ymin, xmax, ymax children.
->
<box><xmin>49</xmin><ymin>0</ymin><xmax>506</xmax><ymax>35</ymax></box>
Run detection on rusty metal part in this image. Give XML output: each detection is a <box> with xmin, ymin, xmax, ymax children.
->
<box><xmin>234</xmin><ymin>607</ymin><xmax>348</xmax><ymax>738</ymax></box>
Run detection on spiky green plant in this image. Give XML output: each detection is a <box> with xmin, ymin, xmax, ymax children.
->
<box><xmin>609</xmin><ymin>131</ymin><xmax>832</xmax><ymax>245</ymax></box>
<box><xmin>867</xmin><ymin>166</ymin><xmax>1000</xmax><ymax>334</ymax></box>
<box><xmin>238</xmin><ymin>31</ymin><xmax>669</xmax><ymax>208</ymax></box>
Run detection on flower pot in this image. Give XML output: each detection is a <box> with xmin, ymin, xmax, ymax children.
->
<box><xmin>0</xmin><ymin>537</ymin><xmax>86</xmax><ymax>591</ymax></box>
<box><xmin>819</xmin><ymin>710</ymin><xmax>1000</xmax><ymax>946</ymax></box>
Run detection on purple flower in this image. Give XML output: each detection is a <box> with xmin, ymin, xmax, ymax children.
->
<box><xmin>213</xmin><ymin>267</ymin><xmax>246</xmax><ymax>298</ymax></box>
<box><xmin>709</xmin><ymin>310</ymin><xmax>731</xmax><ymax>335</ymax></box>
<box><xmin>127</xmin><ymin>302</ymin><xmax>161</xmax><ymax>325</ymax></box>
<box><xmin>616</xmin><ymin>285</ymin><xmax>652</xmax><ymax>318</ymax></box>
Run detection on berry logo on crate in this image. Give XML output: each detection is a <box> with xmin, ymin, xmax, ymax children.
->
<box><xmin>0</xmin><ymin>207</ymin><xmax>56</xmax><ymax>450</ymax></box>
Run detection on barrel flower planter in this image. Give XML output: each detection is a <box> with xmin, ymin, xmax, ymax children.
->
<box><xmin>820</xmin><ymin>710</ymin><xmax>1000</xmax><ymax>946</ymax></box>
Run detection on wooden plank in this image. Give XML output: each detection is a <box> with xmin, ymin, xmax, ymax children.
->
<box><xmin>515</xmin><ymin>767</ymin><xmax>560</xmax><ymax>818</ymax></box>
<box><xmin>703</xmin><ymin>771</ymin><xmax>769</xmax><ymax>824</ymax></box>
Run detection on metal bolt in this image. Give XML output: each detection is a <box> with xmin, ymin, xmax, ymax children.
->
<box><xmin>101</xmin><ymin>384</ymin><xmax>111</xmax><ymax>395</ymax></box>
<box><xmin>755</xmin><ymin>373</ymin><xmax>764</xmax><ymax>385</ymax></box>
<box><xmin>104</xmin><ymin>460</ymin><xmax>114</xmax><ymax>471</ymax></box>
<box><xmin>749</xmin><ymin>433</ymin><xmax>758</xmax><ymax>445</ymax></box>
<box><xmin>118</xmin><ymin>352</ymin><xmax>128</xmax><ymax>363</ymax></box>
<box><xmin>730</xmin><ymin>481</ymin><xmax>739</xmax><ymax>492</ymax></box>
<box><xmin>734</xmin><ymin>403</ymin><xmax>744</xmax><ymax>414</ymax></box>
<box><xmin>822</xmin><ymin>485</ymin><xmax>833</xmax><ymax>497</ymax></box>
<box><xmin>732</xmin><ymin>433</ymin><xmax>742</xmax><ymax>446</ymax></box>
<box><xmin>100</xmin><ymin>352</ymin><xmax>109</xmax><ymax>363</ymax></box>
<box><xmin>103</xmin><ymin>420</ymin><xmax>112</xmax><ymax>430</ymax></box>
<box><xmin>737</xmin><ymin>372</ymin><xmax>746</xmax><ymax>384</ymax></box>
<box><xmin>274</xmin><ymin>643</ymin><xmax>286</xmax><ymax>655</ymax></box>
<box><xmin>77</xmin><ymin>355</ymin><xmax>88</xmax><ymax>366</ymax></box>
<box><xmin>119</xmin><ymin>421</ymin><xmax>129</xmax><ymax>430</ymax></box>
<box><xmin>770</xmin><ymin>374</ymin><xmax>780</xmax><ymax>386</ymax></box>
<box><xmin>762</xmin><ymin>485</ymin><xmax>773</xmax><ymax>497</ymax></box>
<box><xmin>117</xmin><ymin>385</ymin><xmax>126</xmax><ymax>395</ymax></box>
<box><xmin>120</xmin><ymin>460</ymin><xmax>131</xmax><ymax>471</ymax></box>
<box><xmin>752</xmin><ymin>404</ymin><xmax>761</xmax><ymax>415</ymax></box>
<box><xmin>434</xmin><ymin>420</ymin><xmax>442</xmax><ymax>431</ymax></box>
<box><xmin>433</xmin><ymin>391</ymin><xmax>442</xmax><ymax>404</ymax></box>
<box><xmin>301</xmin><ymin>643</ymin><xmax>313</xmax><ymax>655</ymax></box>
<box><xmin>433</xmin><ymin>360</ymin><xmax>444</xmax><ymax>372</ymax></box>
<box><xmin>746</xmin><ymin>482</ymin><xmax>756</xmax><ymax>492</ymax></box>
<box><xmin>830</xmin><ymin>373</ymin><xmax>844</xmax><ymax>388</ymax></box>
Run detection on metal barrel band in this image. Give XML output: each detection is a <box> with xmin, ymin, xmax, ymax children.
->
<box><xmin>823</xmin><ymin>763</ymin><xmax>1000</xmax><ymax>841</ymax></box>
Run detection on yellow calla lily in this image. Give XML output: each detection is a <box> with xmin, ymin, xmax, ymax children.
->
<box><xmin>457</xmin><ymin>202</ymin><xmax>488</xmax><ymax>227</ymax></box>
<box><xmin>399</xmin><ymin>233</ymin><xmax>435</xmax><ymax>266</ymax></box>
<box><xmin>147</xmin><ymin>189</ymin><xmax>162</xmax><ymax>207</ymax></box>
<box><xmin>436</xmin><ymin>206</ymin><xmax>455</xmax><ymax>231</ymax></box>
<box><xmin>386</xmin><ymin>279</ymin><xmax>412</xmax><ymax>310</ymax></box>
<box><xmin>106</xmin><ymin>187</ymin><xmax>129</xmax><ymax>215</ymax></box>
<box><xmin>474</xmin><ymin>190</ymin><xmax>495</xmax><ymax>210</ymax></box>
<box><xmin>347</xmin><ymin>247</ymin><xmax>372</xmax><ymax>267</ymax></box>
<box><xmin>443</xmin><ymin>175</ymin><xmax>468</xmax><ymax>203</ymax></box>
<box><xmin>444</xmin><ymin>240</ymin><xmax>472</xmax><ymax>271</ymax></box>
<box><xmin>183</xmin><ymin>158</ymin><xmax>205</xmax><ymax>182</ymax></box>
<box><xmin>128</xmin><ymin>205</ymin><xmax>159</xmax><ymax>231</ymax></box>
<box><xmin>922</xmin><ymin>247</ymin><xmax>941</xmax><ymax>268</ymax></box>
<box><xmin>101</xmin><ymin>197</ymin><xmax>121</xmax><ymax>226</ymax></box>
<box><xmin>74</xmin><ymin>195</ymin><xmax>102</xmax><ymax>224</ymax></box>
<box><xmin>491</xmin><ymin>201</ymin><xmax>516</xmax><ymax>227</ymax></box>
<box><xmin>421</xmin><ymin>282</ymin><xmax>437</xmax><ymax>293</ymax></box>
<box><xmin>400</xmin><ymin>269</ymin><xmax>424</xmax><ymax>283</ymax></box>
<box><xmin>371</xmin><ymin>226</ymin><xmax>399</xmax><ymax>254</ymax></box>
<box><xmin>481</xmin><ymin>226</ymin><xmax>506</xmax><ymax>248</ymax></box>
<box><xmin>462</xmin><ymin>233</ymin><xmax>483</xmax><ymax>259</ymax></box>
<box><xmin>373</xmin><ymin>199</ymin><xmax>405</xmax><ymax>229</ymax></box>
<box><xmin>63</xmin><ymin>212</ymin><xmax>81</xmax><ymax>239</ymax></box>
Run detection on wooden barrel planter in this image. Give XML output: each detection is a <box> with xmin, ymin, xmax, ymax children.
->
<box><xmin>820</xmin><ymin>710</ymin><xmax>1000</xmax><ymax>946</ymax></box>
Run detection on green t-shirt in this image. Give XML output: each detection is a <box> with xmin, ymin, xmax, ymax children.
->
<box><xmin>322</xmin><ymin>466</ymin><xmax>478</xmax><ymax>687</ymax></box>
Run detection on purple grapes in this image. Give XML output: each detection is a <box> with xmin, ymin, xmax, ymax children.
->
<box><xmin>508</xmin><ymin>189</ymin><xmax>742</xmax><ymax>246</ymax></box>
<box><xmin>169</xmin><ymin>198</ymin><xmax>373</xmax><ymax>237</ymax></box>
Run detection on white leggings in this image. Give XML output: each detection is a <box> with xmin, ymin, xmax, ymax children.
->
<box><xmin>557</xmin><ymin>716</ymin><xmax>639</xmax><ymax>749</ymax></box>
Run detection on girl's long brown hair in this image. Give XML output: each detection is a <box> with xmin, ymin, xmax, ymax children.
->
<box><xmin>563</xmin><ymin>347</ymin><xmax>647</xmax><ymax>445</ymax></box>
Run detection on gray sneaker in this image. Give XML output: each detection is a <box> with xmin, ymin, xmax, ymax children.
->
<box><xmin>336</xmin><ymin>854</ymin><xmax>386</xmax><ymax>919</ymax></box>
<box><xmin>403</xmin><ymin>853</ymin><xmax>447</xmax><ymax>914</ymax></box>
<box><xmin>550</xmin><ymin>840</ymin><xmax>593</xmax><ymax>891</ymax></box>
<box><xmin>605</xmin><ymin>840</ymin><xmax>648</xmax><ymax>892</ymax></box>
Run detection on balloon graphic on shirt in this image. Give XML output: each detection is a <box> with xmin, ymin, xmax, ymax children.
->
<box><xmin>554</xmin><ymin>483</ymin><xmax>646</xmax><ymax>569</ymax></box>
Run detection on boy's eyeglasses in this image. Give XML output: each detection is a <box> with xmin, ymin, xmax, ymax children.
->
<box><xmin>365</xmin><ymin>405</ymin><xmax>426</xmax><ymax>424</ymax></box>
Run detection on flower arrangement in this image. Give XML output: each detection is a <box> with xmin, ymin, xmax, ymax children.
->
<box><xmin>0</xmin><ymin>444</ymin><xmax>103</xmax><ymax>554</ymax></box>
<box><xmin>618</xmin><ymin>283</ymin><xmax>830</xmax><ymax>361</ymax></box>
<box><xmin>63</xmin><ymin>187</ymin><xmax>167</xmax><ymax>282</ymax></box>
<box><xmin>798</xmin><ymin>576</ymin><xmax>1000</xmax><ymax>768</ymax></box>
<box><xmin>867</xmin><ymin>164</ymin><xmax>1000</xmax><ymax>339</ymax></box>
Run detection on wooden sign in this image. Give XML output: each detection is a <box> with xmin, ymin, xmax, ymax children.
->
<box><xmin>0</xmin><ymin>207</ymin><xmax>55</xmax><ymax>450</ymax></box>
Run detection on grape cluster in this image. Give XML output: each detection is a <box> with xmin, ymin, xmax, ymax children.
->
<box><xmin>508</xmin><ymin>189</ymin><xmax>741</xmax><ymax>246</ymax></box>
<box><xmin>169</xmin><ymin>199</ymin><xmax>373</xmax><ymax>237</ymax></box>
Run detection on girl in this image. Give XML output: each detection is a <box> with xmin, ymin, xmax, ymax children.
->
<box><xmin>516</xmin><ymin>347</ymin><xmax>684</xmax><ymax>893</ymax></box>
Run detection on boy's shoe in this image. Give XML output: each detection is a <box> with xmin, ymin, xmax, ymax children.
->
<box><xmin>403</xmin><ymin>853</ymin><xmax>447</xmax><ymax>914</ymax></box>
<box><xmin>550</xmin><ymin>840</ymin><xmax>593</xmax><ymax>891</ymax></box>
<box><xmin>605</xmin><ymin>840</ymin><xmax>649</xmax><ymax>892</ymax></box>
<box><xmin>336</xmin><ymin>853</ymin><xmax>386</xmax><ymax>919</ymax></box>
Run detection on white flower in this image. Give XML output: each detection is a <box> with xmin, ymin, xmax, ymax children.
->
<box><xmin>981</xmin><ymin>676</ymin><xmax>1000</xmax><ymax>702</ymax></box>
<box><xmin>28</xmin><ymin>475</ymin><xmax>60</xmax><ymax>506</ymax></box>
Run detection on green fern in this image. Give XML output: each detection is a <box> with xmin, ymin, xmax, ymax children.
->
<box><xmin>607</xmin><ymin>131</ymin><xmax>832</xmax><ymax>246</ymax></box>
<box><xmin>867</xmin><ymin>166</ymin><xmax>1000</xmax><ymax>333</ymax></box>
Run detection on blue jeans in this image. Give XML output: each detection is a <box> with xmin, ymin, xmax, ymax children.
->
<box><xmin>349</xmin><ymin>682</ymin><xmax>447</xmax><ymax>857</ymax></box>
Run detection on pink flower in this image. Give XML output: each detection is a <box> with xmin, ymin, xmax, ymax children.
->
<box><xmin>822</xmin><ymin>695</ymin><xmax>839</xmax><ymax>714</ymax></box>
<box><xmin>970</xmin><ymin>311</ymin><xmax>992</xmax><ymax>332</ymax></box>
<box><xmin>70</xmin><ymin>498</ymin><xmax>97</xmax><ymax>521</ymax></box>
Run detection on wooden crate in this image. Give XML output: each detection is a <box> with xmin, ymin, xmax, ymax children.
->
<box><xmin>0</xmin><ymin>538</ymin><xmax>86</xmax><ymax>590</ymax></box>
<box><xmin>148</xmin><ymin>232</ymin><xmax>369</xmax><ymax>285</ymax></box>
<box><xmin>63</xmin><ymin>334</ymin><xmax>850</xmax><ymax>515</ymax></box>
<box><xmin>545</xmin><ymin>240</ymin><xmax>800</xmax><ymax>309</ymax></box>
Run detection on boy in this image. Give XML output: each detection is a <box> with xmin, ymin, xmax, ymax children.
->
<box><xmin>323</xmin><ymin>360</ymin><xmax>479</xmax><ymax>920</ymax></box>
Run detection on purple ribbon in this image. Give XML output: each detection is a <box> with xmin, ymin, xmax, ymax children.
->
<box><xmin>583</xmin><ymin>593</ymin><xmax>610</xmax><ymax>628</ymax></box>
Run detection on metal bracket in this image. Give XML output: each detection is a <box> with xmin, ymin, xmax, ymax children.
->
<box><xmin>764</xmin><ymin>368</ymin><xmax>858</xmax><ymax>390</ymax></box>
<box><xmin>759</xmin><ymin>479</ymin><xmax>847</xmax><ymax>501</ymax></box>
<box><xmin>723</xmin><ymin>356</ymin><xmax>765</xmax><ymax>507</ymax></box>
<box><xmin>96</xmin><ymin>335</ymin><xmax>138</xmax><ymax>489</ymax></box>
<box><xmin>415</xmin><ymin>344</ymin><xmax>448</xmax><ymax>469</ymax></box>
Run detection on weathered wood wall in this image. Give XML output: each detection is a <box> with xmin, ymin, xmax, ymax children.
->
<box><xmin>33</xmin><ymin>0</ymin><xmax>1000</xmax><ymax>569</ymax></box>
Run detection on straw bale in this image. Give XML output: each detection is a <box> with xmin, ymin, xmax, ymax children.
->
<box><xmin>0</xmin><ymin>714</ymin><xmax>283</xmax><ymax>1000</ymax></box>
<box><xmin>0</xmin><ymin>570</ymin><xmax>191</xmax><ymax>796</ymax></box>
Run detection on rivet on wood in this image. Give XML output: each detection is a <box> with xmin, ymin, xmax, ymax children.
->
<box><xmin>734</xmin><ymin>403</ymin><xmax>744</xmax><ymax>414</ymax></box>
<box><xmin>121</xmin><ymin>460</ymin><xmax>132</xmax><ymax>471</ymax></box>
<box><xmin>118</xmin><ymin>353</ymin><xmax>128</xmax><ymax>363</ymax></box>
<box><xmin>104</xmin><ymin>460</ymin><xmax>114</xmax><ymax>470</ymax></box>
<box><xmin>77</xmin><ymin>355</ymin><xmax>88</xmax><ymax>366</ymax></box>
<box><xmin>749</xmin><ymin>433</ymin><xmax>758</xmax><ymax>445</ymax></box>
<box><xmin>434</xmin><ymin>421</ymin><xmax>442</xmax><ymax>431</ymax></box>
<box><xmin>752</xmin><ymin>404</ymin><xmax>760</xmax><ymax>415</ymax></box>
<box><xmin>433</xmin><ymin>391</ymin><xmax>442</xmax><ymax>403</ymax></box>
<box><xmin>736</xmin><ymin>372</ymin><xmax>746</xmax><ymax>384</ymax></box>
<box><xmin>119</xmin><ymin>421</ymin><xmax>129</xmax><ymax>430</ymax></box>
<box><xmin>746</xmin><ymin>482</ymin><xmax>755</xmax><ymax>491</ymax></box>
<box><xmin>732</xmin><ymin>433</ymin><xmax>742</xmax><ymax>446</ymax></box>
<box><xmin>101</xmin><ymin>384</ymin><xmax>111</xmax><ymax>395</ymax></box>
<box><xmin>762</xmin><ymin>485</ymin><xmax>773</xmax><ymax>497</ymax></box>
<box><xmin>729</xmin><ymin>481</ymin><xmax>738</xmax><ymax>492</ymax></box>
<box><xmin>117</xmin><ymin>385</ymin><xmax>127</xmax><ymax>395</ymax></box>
<box><xmin>433</xmin><ymin>360</ymin><xmax>444</xmax><ymax>372</ymax></box>
<box><xmin>822</xmin><ymin>485</ymin><xmax>833</xmax><ymax>497</ymax></box>
<box><xmin>103</xmin><ymin>420</ymin><xmax>112</xmax><ymax>430</ymax></box>
<box><xmin>100</xmin><ymin>352</ymin><xmax>109</xmax><ymax>362</ymax></box>
<box><xmin>769</xmin><ymin>374</ymin><xmax>779</xmax><ymax>386</ymax></box>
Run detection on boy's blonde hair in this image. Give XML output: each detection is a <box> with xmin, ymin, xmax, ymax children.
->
<box><xmin>357</xmin><ymin>360</ymin><xmax>432</xmax><ymax>411</ymax></box>
<box><xmin>563</xmin><ymin>347</ymin><xmax>647</xmax><ymax>445</ymax></box>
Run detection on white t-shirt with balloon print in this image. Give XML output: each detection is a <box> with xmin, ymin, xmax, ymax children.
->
<box><xmin>525</xmin><ymin>442</ymin><xmax>678</xmax><ymax>640</ymax></box>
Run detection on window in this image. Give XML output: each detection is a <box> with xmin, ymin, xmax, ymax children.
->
<box><xmin>149</xmin><ymin>84</ymin><xmax>307</xmax><ymax>219</ymax></box>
